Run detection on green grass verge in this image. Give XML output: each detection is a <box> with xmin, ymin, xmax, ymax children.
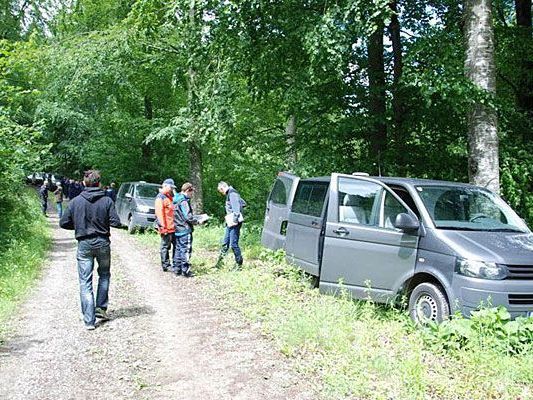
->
<box><xmin>134</xmin><ymin>223</ymin><xmax>533</xmax><ymax>399</ymax></box>
<box><xmin>0</xmin><ymin>189</ymin><xmax>52</xmax><ymax>337</ymax></box>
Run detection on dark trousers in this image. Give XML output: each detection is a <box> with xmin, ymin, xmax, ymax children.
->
<box><xmin>220</xmin><ymin>223</ymin><xmax>243</xmax><ymax>265</ymax></box>
<box><xmin>160</xmin><ymin>233</ymin><xmax>176</xmax><ymax>271</ymax></box>
<box><xmin>41</xmin><ymin>198</ymin><xmax>47</xmax><ymax>215</ymax></box>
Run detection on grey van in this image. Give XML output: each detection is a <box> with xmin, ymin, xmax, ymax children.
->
<box><xmin>115</xmin><ymin>181</ymin><xmax>161</xmax><ymax>233</ymax></box>
<box><xmin>262</xmin><ymin>172</ymin><xmax>533</xmax><ymax>323</ymax></box>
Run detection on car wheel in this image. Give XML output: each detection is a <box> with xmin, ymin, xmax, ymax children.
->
<box><xmin>127</xmin><ymin>215</ymin><xmax>136</xmax><ymax>234</ymax></box>
<box><xmin>408</xmin><ymin>282</ymin><xmax>450</xmax><ymax>324</ymax></box>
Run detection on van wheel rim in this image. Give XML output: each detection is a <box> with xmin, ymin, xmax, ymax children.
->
<box><xmin>415</xmin><ymin>294</ymin><xmax>438</xmax><ymax>321</ymax></box>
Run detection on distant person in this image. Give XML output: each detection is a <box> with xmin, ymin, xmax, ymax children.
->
<box><xmin>68</xmin><ymin>179</ymin><xmax>77</xmax><ymax>199</ymax></box>
<box><xmin>155</xmin><ymin>178</ymin><xmax>177</xmax><ymax>272</ymax></box>
<box><xmin>39</xmin><ymin>181</ymin><xmax>49</xmax><ymax>216</ymax></box>
<box><xmin>53</xmin><ymin>182</ymin><xmax>64</xmax><ymax>218</ymax></box>
<box><xmin>59</xmin><ymin>170</ymin><xmax>121</xmax><ymax>331</ymax></box>
<box><xmin>105</xmin><ymin>182</ymin><xmax>117</xmax><ymax>202</ymax></box>
<box><xmin>173</xmin><ymin>182</ymin><xmax>202</xmax><ymax>277</ymax></box>
<box><xmin>216</xmin><ymin>181</ymin><xmax>246</xmax><ymax>268</ymax></box>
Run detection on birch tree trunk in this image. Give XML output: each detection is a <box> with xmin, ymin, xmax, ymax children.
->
<box><xmin>285</xmin><ymin>114</ymin><xmax>297</xmax><ymax>170</ymax></box>
<box><xmin>464</xmin><ymin>0</ymin><xmax>500</xmax><ymax>193</ymax></box>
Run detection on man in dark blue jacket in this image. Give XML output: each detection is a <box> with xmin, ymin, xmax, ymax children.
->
<box><xmin>60</xmin><ymin>170</ymin><xmax>121</xmax><ymax>330</ymax></box>
<box><xmin>216</xmin><ymin>181</ymin><xmax>246</xmax><ymax>268</ymax></box>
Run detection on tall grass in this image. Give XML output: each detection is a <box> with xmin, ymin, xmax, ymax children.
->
<box><xmin>0</xmin><ymin>189</ymin><xmax>51</xmax><ymax>337</ymax></box>
<box><xmin>133</xmin><ymin>223</ymin><xmax>533</xmax><ymax>399</ymax></box>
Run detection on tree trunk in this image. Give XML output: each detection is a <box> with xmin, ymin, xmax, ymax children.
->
<box><xmin>141</xmin><ymin>96</ymin><xmax>156</xmax><ymax>181</ymax></box>
<box><xmin>285</xmin><ymin>114</ymin><xmax>297</xmax><ymax>170</ymax></box>
<box><xmin>367</xmin><ymin>21</ymin><xmax>387</xmax><ymax>174</ymax></box>
<box><xmin>186</xmin><ymin>0</ymin><xmax>203</xmax><ymax>213</ymax></box>
<box><xmin>464</xmin><ymin>0</ymin><xmax>500</xmax><ymax>193</ymax></box>
<box><xmin>389</xmin><ymin>1</ymin><xmax>405</xmax><ymax>172</ymax></box>
<box><xmin>515</xmin><ymin>0</ymin><xmax>532</xmax><ymax>27</ymax></box>
<box><xmin>188</xmin><ymin>141</ymin><xmax>203</xmax><ymax>213</ymax></box>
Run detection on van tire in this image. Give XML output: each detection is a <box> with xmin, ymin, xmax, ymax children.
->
<box><xmin>127</xmin><ymin>215</ymin><xmax>136</xmax><ymax>234</ymax></box>
<box><xmin>408</xmin><ymin>282</ymin><xmax>449</xmax><ymax>324</ymax></box>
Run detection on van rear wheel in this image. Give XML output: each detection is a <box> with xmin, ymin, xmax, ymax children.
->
<box><xmin>409</xmin><ymin>282</ymin><xmax>449</xmax><ymax>324</ymax></box>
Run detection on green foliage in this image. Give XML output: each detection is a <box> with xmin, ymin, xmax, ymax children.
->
<box><xmin>425</xmin><ymin>307</ymin><xmax>533</xmax><ymax>355</ymax></box>
<box><xmin>0</xmin><ymin>190</ymin><xmax>51</xmax><ymax>335</ymax></box>
<box><xmin>1</xmin><ymin>0</ymin><xmax>531</xmax><ymax>224</ymax></box>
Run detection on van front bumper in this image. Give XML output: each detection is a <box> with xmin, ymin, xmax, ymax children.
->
<box><xmin>131</xmin><ymin>211</ymin><xmax>156</xmax><ymax>228</ymax></box>
<box><xmin>452</xmin><ymin>274</ymin><xmax>533</xmax><ymax>318</ymax></box>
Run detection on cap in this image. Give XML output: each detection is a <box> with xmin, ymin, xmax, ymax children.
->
<box><xmin>181</xmin><ymin>182</ymin><xmax>194</xmax><ymax>192</ymax></box>
<box><xmin>163</xmin><ymin>178</ymin><xmax>176</xmax><ymax>188</ymax></box>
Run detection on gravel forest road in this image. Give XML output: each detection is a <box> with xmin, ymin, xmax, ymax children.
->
<box><xmin>0</xmin><ymin>215</ymin><xmax>315</xmax><ymax>400</ymax></box>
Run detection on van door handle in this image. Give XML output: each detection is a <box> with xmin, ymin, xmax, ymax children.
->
<box><xmin>333</xmin><ymin>227</ymin><xmax>349</xmax><ymax>236</ymax></box>
<box><xmin>311</xmin><ymin>221</ymin><xmax>319</xmax><ymax>226</ymax></box>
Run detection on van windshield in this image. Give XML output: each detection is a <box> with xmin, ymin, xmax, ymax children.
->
<box><xmin>416</xmin><ymin>185</ymin><xmax>530</xmax><ymax>232</ymax></box>
<box><xmin>136</xmin><ymin>184</ymin><xmax>160</xmax><ymax>198</ymax></box>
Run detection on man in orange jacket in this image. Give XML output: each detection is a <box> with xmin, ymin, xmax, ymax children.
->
<box><xmin>155</xmin><ymin>178</ymin><xmax>176</xmax><ymax>272</ymax></box>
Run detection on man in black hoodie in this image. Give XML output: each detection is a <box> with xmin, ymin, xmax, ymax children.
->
<box><xmin>60</xmin><ymin>170</ymin><xmax>121</xmax><ymax>330</ymax></box>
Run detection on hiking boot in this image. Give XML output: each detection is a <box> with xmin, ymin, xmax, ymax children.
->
<box><xmin>95</xmin><ymin>308</ymin><xmax>109</xmax><ymax>321</ymax></box>
<box><xmin>182</xmin><ymin>270</ymin><xmax>194</xmax><ymax>278</ymax></box>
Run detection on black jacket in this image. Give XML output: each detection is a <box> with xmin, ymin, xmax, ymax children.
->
<box><xmin>60</xmin><ymin>187</ymin><xmax>121</xmax><ymax>241</ymax></box>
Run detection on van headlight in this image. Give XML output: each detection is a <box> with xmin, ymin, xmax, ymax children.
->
<box><xmin>137</xmin><ymin>204</ymin><xmax>151</xmax><ymax>213</ymax></box>
<box><xmin>455</xmin><ymin>258</ymin><xmax>507</xmax><ymax>280</ymax></box>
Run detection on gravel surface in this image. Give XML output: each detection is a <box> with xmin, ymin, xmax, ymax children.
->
<box><xmin>0</xmin><ymin>214</ymin><xmax>316</xmax><ymax>400</ymax></box>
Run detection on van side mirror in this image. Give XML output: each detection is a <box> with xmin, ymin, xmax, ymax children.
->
<box><xmin>125</xmin><ymin>193</ymin><xmax>132</xmax><ymax>199</ymax></box>
<box><xmin>394</xmin><ymin>213</ymin><xmax>420</xmax><ymax>233</ymax></box>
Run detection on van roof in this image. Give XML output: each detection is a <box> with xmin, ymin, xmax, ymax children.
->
<box><xmin>299</xmin><ymin>175</ymin><xmax>485</xmax><ymax>190</ymax></box>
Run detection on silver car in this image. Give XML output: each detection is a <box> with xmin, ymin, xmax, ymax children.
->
<box><xmin>262</xmin><ymin>172</ymin><xmax>533</xmax><ymax>323</ymax></box>
<box><xmin>115</xmin><ymin>181</ymin><xmax>161</xmax><ymax>233</ymax></box>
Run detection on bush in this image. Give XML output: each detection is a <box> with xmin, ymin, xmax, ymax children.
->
<box><xmin>425</xmin><ymin>306</ymin><xmax>533</xmax><ymax>355</ymax></box>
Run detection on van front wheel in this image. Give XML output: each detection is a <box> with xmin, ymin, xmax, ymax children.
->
<box><xmin>127</xmin><ymin>215</ymin><xmax>137</xmax><ymax>234</ymax></box>
<box><xmin>409</xmin><ymin>282</ymin><xmax>449</xmax><ymax>324</ymax></box>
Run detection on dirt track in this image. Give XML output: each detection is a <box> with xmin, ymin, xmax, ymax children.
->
<box><xmin>0</xmin><ymin>213</ymin><xmax>315</xmax><ymax>400</ymax></box>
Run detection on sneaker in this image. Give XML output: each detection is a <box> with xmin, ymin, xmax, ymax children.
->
<box><xmin>85</xmin><ymin>324</ymin><xmax>96</xmax><ymax>331</ymax></box>
<box><xmin>95</xmin><ymin>308</ymin><xmax>109</xmax><ymax>321</ymax></box>
<box><xmin>182</xmin><ymin>270</ymin><xmax>194</xmax><ymax>278</ymax></box>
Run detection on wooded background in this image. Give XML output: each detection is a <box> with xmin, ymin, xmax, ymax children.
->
<box><xmin>1</xmin><ymin>0</ymin><xmax>531</xmax><ymax>222</ymax></box>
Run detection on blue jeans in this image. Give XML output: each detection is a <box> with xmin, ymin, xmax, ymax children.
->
<box><xmin>221</xmin><ymin>224</ymin><xmax>243</xmax><ymax>265</ymax></box>
<box><xmin>174</xmin><ymin>233</ymin><xmax>193</xmax><ymax>273</ymax></box>
<box><xmin>56</xmin><ymin>202</ymin><xmax>63</xmax><ymax>218</ymax></box>
<box><xmin>77</xmin><ymin>239</ymin><xmax>111</xmax><ymax>326</ymax></box>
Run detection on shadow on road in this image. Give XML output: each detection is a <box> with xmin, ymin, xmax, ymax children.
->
<box><xmin>0</xmin><ymin>337</ymin><xmax>44</xmax><ymax>358</ymax></box>
<box><xmin>110</xmin><ymin>306</ymin><xmax>155</xmax><ymax>320</ymax></box>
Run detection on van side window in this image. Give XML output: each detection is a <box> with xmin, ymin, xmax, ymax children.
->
<box><xmin>269</xmin><ymin>178</ymin><xmax>290</xmax><ymax>205</ymax></box>
<box><xmin>118</xmin><ymin>184</ymin><xmax>130</xmax><ymax>198</ymax></box>
<box><xmin>338</xmin><ymin>178</ymin><xmax>381</xmax><ymax>226</ymax></box>
<box><xmin>381</xmin><ymin>191</ymin><xmax>409</xmax><ymax>229</ymax></box>
<box><xmin>292</xmin><ymin>182</ymin><xmax>328</xmax><ymax>217</ymax></box>
<box><xmin>390</xmin><ymin>186</ymin><xmax>420</xmax><ymax>218</ymax></box>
